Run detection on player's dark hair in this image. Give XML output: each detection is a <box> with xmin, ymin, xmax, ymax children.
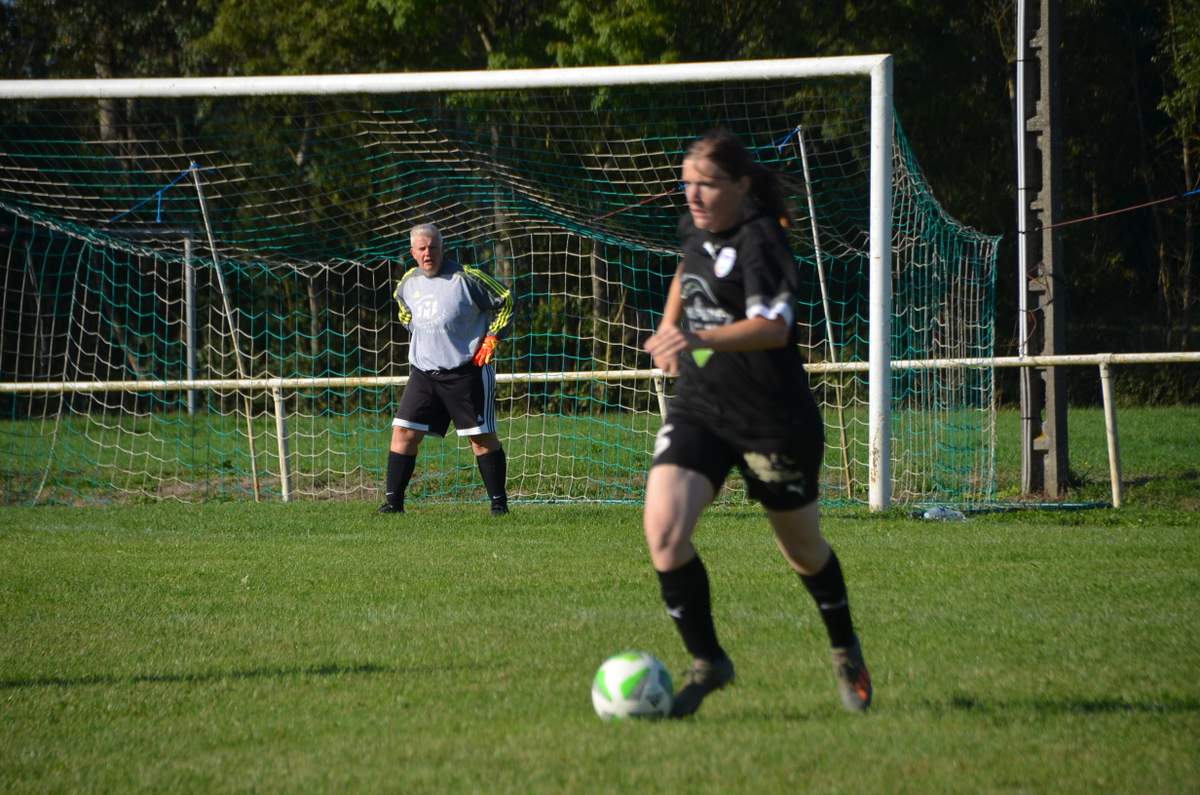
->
<box><xmin>687</xmin><ymin>130</ymin><xmax>790</xmax><ymax>227</ymax></box>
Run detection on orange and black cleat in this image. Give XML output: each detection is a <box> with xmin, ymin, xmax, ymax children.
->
<box><xmin>831</xmin><ymin>636</ymin><xmax>873</xmax><ymax>712</ymax></box>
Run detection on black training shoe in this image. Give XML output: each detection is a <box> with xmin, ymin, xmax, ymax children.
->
<box><xmin>377</xmin><ymin>502</ymin><xmax>405</xmax><ymax>514</ymax></box>
<box><xmin>831</xmin><ymin>636</ymin><xmax>873</xmax><ymax>712</ymax></box>
<box><xmin>490</xmin><ymin>499</ymin><xmax>509</xmax><ymax>516</ymax></box>
<box><xmin>669</xmin><ymin>656</ymin><xmax>735</xmax><ymax>718</ymax></box>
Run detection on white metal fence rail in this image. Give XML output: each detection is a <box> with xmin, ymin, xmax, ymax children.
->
<box><xmin>3</xmin><ymin>351</ymin><xmax>1197</xmax><ymax>508</ymax></box>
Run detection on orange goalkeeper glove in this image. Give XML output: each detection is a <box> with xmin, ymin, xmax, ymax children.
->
<box><xmin>473</xmin><ymin>334</ymin><xmax>499</xmax><ymax>366</ymax></box>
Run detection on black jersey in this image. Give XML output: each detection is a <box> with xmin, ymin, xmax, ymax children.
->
<box><xmin>668</xmin><ymin>209</ymin><xmax>823</xmax><ymax>445</ymax></box>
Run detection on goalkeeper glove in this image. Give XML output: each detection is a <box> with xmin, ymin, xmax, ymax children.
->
<box><xmin>473</xmin><ymin>335</ymin><xmax>499</xmax><ymax>366</ymax></box>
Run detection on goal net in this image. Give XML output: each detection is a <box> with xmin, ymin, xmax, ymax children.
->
<box><xmin>0</xmin><ymin>59</ymin><xmax>999</xmax><ymax>508</ymax></box>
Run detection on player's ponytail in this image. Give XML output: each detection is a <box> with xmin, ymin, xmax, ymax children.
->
<box><xmin>748</xmin><ymin>162</ymin><xmax>790</xmax><ymax>228</ymax></box>
<box><xmin>687</xmin><ymin>130</ymin><xmax>791</xmax><ymax>228</ymax></box>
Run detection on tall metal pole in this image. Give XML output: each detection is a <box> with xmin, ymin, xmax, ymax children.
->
<box><xmin>796</xmin><ymin>125</ymin><xmax>854</xmax><ymax>499</ymax></box>
<box><xmin>1017</xmin><ymin>0</ymin><xmax>1030</xmax><ymax>362</ymax></box>
<box><xmin>192</xmin><ymin>165</ymin><xmax>262</xmax><ymax>501</ymax></box>
<box><xmin>184</xmin><ymin>234</ymin><xmax>197</xmax><ymax>416</ymax></box>
<box><xmin>867</xmin><ymin>57</ymin><xmax>893</xmax><ymax>511</ymax></box>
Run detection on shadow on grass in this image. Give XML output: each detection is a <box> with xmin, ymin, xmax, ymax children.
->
<box><xmin>935</xmin><ymin>694</ymin><xmax>1200</xmax><ymax>715</ymax></box>
<box><xmin>728</xmin><ymin>694</ymin><xmax>1200</xmax><ymax>723</ymax></box>
<box><xmin>1124</xmin><ymin>468</ymin><xmax>1199</xmax><ymax>488</ymax></box>
<box><xmin>0</xmin><ymin>661</ymin><xmax>475</xmax><ymax>691</ymax></box>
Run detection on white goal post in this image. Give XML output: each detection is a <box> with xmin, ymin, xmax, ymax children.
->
<box><xmin>0</xmin><ymin>57</ymin><xmax>910</xmax><ymax>508</ymax></box>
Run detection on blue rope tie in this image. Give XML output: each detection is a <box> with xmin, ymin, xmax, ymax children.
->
<box><xmin>107</xmin><ymin>162</ymin><xmax>215</xmax><ymax>224</ymax></box>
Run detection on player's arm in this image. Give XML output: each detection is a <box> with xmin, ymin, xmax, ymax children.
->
<box><xmin>645</xmin><ymin>316</ymin><xmax>788</xmax><ymax>375</ymax></box>
<box><xmin>463</xmin><ymin>266</ymin><xmax>512</xmax><ymax>365</ymax></box>
<box><xmin>696</xmin><ymin>272</ymin><xmax>793</xmax><ymax>351</ymax></box>
<box><xmin>696</xmin><ymin>233</ymin><xmax>793</xmax><ymax>351</ymax></box>
<box><xmin>656</xmin><ymin>262</ymin><xmax>685</xmax><ymax>332</ymax></box>
<box><xmin>645</xmin><ymin>262</ymin><xmax>692</xmax><ymax>374</ymax></box>
<box><xmin>393</xmin><ymin>268</ymin><xmax>418</xmax><ymax>327</ymax></box>
<box><xmin>463</xmin><ymin>266</ymin><xmax>513</xmax><ymax>337</ymax></box>
<box><xmin>645</xmin><ymin>242</ymin><xmax>791</xmax><ymax>372</ymax></box>
<box><xmin>695</xmin><ymin>315</ymin><xmax>789</xmax><ymax>350</ymax></box>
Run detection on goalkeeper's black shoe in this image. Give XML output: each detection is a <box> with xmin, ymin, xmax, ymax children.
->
<box><xmin>377</xmin><ymin>502</ymin><xmax>405</xmax><ymax>514</ymax></box>
<box><xmin>669</xmin><ymin>656</ymin><xmax>735</xmax><ymax>718</ymax></box>
<box><xmin>490</xmin><ymin>497</ymin><xmax>509</xmax><ymax>516</ymax></box>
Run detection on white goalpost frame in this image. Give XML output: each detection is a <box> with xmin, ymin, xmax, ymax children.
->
<box><xmin>0</xmin><ymin>56</ymin><xmax>897</xmax><ymax>509</ymax></box>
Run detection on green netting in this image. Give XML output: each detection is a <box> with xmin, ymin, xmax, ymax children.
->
<box><xmin>0</xmin><ymin>78</ymin><xmax>999</xmax><ymax>507</ymax></box>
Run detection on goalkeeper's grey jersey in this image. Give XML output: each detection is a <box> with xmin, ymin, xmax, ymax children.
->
<box><xmin>393</xmin><ymin>259</ymin><xmax>512</xmax><ymax>373</ymax></box>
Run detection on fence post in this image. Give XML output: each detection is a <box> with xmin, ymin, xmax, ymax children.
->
<box><xmin>272</xmin><ymin>387</ymin><xmax>293</xmax><ymax>503</ymax></box>
<box><xmin>652</xmin><ymin>374</ymin><xmax>669</xmax><ymax>421</ymax></box>
<box><xmin>1098</xmin><ymin>361</ymin><xmax>1123</xmax><ymax>508</ymax></box>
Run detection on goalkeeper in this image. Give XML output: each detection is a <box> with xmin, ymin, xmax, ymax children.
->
<box><xmin>379</xmin><ymin>223</ymin><xmax>513</xmax><ymax>516</ymax></box>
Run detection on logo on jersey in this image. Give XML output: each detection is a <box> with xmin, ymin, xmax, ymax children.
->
<box><xmin>713</xmin><ymin>247</ymin><xmax>737</xmax><ymax>278</ymax></box>
<box><xmin>679</xmin><ymin>274</ymin><xmax>733</xmax><ymax>330</ymax></box>
<box><xmin>408</xmin><ymin>286</ymin><xmax>444</xmax><ymax>329</ymax></box>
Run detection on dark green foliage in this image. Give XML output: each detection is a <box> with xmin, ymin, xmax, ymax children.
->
<box><xmin>2</xmin><ymin>0</ymin><xmax>1197</xmax><ymax>399</ymax></box>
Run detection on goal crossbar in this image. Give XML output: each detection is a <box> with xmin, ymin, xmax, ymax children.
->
<box><xmin>0</xmin><ymin>57</ymin><xmax>891</xmax><ymax>99</ymax></box>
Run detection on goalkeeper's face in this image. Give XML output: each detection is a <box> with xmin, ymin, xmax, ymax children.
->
<box><xmin>411</xmin><ymin>234</ymin><xmax>444</xmax><ymax>276</ymax></box>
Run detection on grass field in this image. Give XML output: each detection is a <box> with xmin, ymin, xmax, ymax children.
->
<box><xmin>6</xmin><ymin>404</ymin><xmax>1196</xmax><ymax>508</ymax></box>
<box><xmin>2</xmin><ymin>407</ymin><xmax>1198</xmax><ymax>793</ymax></box>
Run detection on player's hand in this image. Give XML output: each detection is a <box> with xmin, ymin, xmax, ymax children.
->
<box><xmin>644</xmin><ymin>326</ymin><xmax>696</xmax><ymax>376</ymax></box>
<box><xmin>474</xmin><ymin>335</ymin><xmax>500</xmax><ymax>366</ymax></box>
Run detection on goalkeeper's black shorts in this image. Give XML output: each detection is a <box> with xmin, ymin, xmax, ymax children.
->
<box><xmin>392</xmin><ymin>362</ymin><xmax>497</xmax><ymax>437</ymax></box>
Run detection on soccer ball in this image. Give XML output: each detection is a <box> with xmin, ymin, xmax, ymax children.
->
<box><xmin>591</xmin><ymin>651</ymin><xmax>674</xmax><ymax>720</ymax></box>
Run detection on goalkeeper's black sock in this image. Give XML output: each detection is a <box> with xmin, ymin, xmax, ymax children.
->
<box><xmin>657</xmin><ymin>554</ymin><xmax>727</xmax><ymax>662</ymax></box>
<box><xmin>475</xmin><ymin>448</ymin><xmax>508</xmax><ymax>509</ymax></box>
<box><xmin>385</xmin><ymin>451</ymin><xmax>416</xmax><ymax>508</ymax></box>
<box><xmin>798</xmin><ymin>549</ymin><xmax>856</xmax><ymax>648</ymax></box>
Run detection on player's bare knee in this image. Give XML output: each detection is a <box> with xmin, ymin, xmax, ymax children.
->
<box><xmin>469</xmin><ymin>433</ymin><xmax>501</xmax><ymax>456</ymax></box>
<box><xmin>644</xmin><ymin>513</ymin><xmax>692</xmax><ymax>559</ymax></box>
<box><xmin>392</xmin><ymin>426</ymin><xmax>423</xmax><ymax>454</ymax></box>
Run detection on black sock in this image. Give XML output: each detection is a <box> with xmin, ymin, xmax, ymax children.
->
<box><xmin>385</xmin><ymin>452</ymin><xmax>416</xmax><ymax>508</ymax></box>
<box><xmin>798</xmin><ymin>550</ymin><xmax>856</xmax><ymax>648</ymax></box>
<box><xmin>475</xmin><ymin>448</ymin><xmax>508</xmax><ymax>506</ymax></box>
<box><xmin>656</xmin><ymin>554</ymin><xmax>726</xmax><ymax>662</ymax></box>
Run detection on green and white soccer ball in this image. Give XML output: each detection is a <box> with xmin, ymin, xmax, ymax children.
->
<box><xmin>591</xmin><ymin>651</ymin><xmax>674</xmax><ymax>720</ymax></box>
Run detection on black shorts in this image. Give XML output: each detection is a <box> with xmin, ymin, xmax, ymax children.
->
<box><xmin>651</xmin><ymin>415</ymin><xmax>823</xmax><ymax>510</ymax></box>
<box><xmin>393</xmin><ymin>363</ymin><xmax>497</xmax><ymax>437</ymax></box>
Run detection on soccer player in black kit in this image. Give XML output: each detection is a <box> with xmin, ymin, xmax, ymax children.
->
<box><xmin>643</xmin><ymin>130</ymin><xmax>873</xmax><ymax>717</ymax></box>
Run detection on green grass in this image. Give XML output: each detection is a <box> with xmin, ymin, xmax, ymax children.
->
<box><xmin>0</xmin><ymin>409</ymin><xmax>661</xmax><ymax>504</ymax></box>
<box><xmin>2</xmin><ymin>406</ymin><xmax>1198</xmax><ymax>792</ymax></box>
<box><xmin>992</xmin><ymin>405</ymin><xmax>1200</xmax><ymax>506</ymax></box>
<box><xmin>6</xmin><ymin>404</ymin><xmax>1198</xmax><ymax>508</ymax></box>
<box><xmin>2</xmin><ymin>497</ymin><xmax>1198</xmax><ymax>793</ymax></box>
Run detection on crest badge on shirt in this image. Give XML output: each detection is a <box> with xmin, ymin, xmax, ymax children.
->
<box><xmin>714</xmin><ymin>247</ymin><xmax>737</xmax><ymax>278</ymax></box>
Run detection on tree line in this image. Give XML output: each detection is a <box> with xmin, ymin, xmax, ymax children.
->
<box><xmin>2</xmin><ymin>0</ymin><xmax>1197</xmax><ymax>402</ymax></box>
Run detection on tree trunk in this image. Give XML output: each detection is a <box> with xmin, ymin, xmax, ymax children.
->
<box><xmin>1179</xmin><ymin>134</ymin><xmax>1195</xmax><ymax>349</ymax></box>
<box><xmin>93</xmin><ymin>28</ymin><xmax>117</xmax><ymax>144</ymax></box>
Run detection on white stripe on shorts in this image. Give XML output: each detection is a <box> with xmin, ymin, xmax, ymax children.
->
<box><xmin>456</xmin><ymin>364</ymin><xmax>497</xmax><ymax>436</ymax></box>
<box><xmin>392</xmin><ymin>417</ymin><xmax>437</xmax><ymax>435</ymax></box>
